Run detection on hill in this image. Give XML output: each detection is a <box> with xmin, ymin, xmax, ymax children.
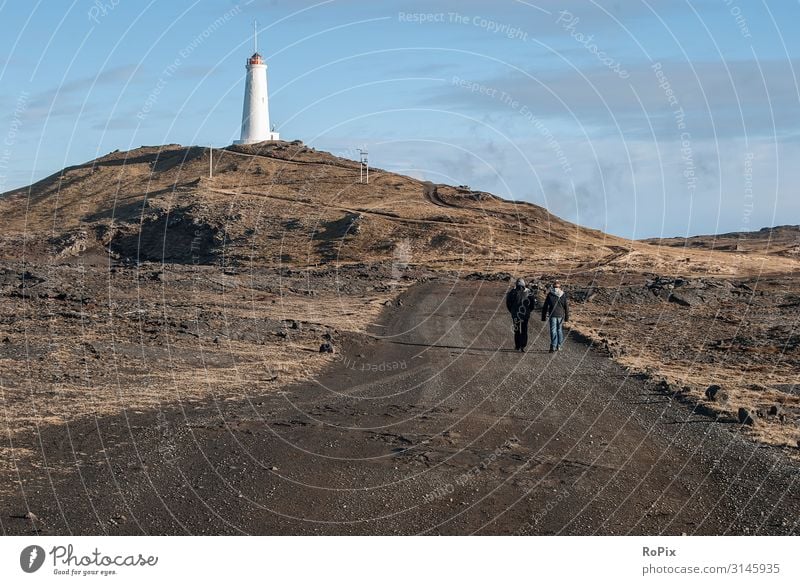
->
<box><xmin>3</xmin><ymin>140</ymin><xmax>792</xmax><ymax>276</ymax></box>
<box><xmin>644</xmin><ymin>225</ymin><xmax>800</xmax><ymax>258</ymax></box>
<box><xmin>0</xmin><ymin>140</ymin><xmax>798</xmax><ymax>454</ymax></box>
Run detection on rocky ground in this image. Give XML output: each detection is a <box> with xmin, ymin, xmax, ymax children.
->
<box><xmin>644</xmin><ymin>225</ymin><xmax>800</xmax><ymax>257</ymax></box>
<box><xmin>2</xmin><ymin>281</ymin><xmax>797</xmax><ymax>535</ymax></box>
<box><xmin>0</xmin><ymin>260</ymin><xmax>420</xmax><ymax>435</ymax></box>
<box><xmin>559</xmin><ymin>272</ymin><xmax>799</xmax><ymax>449</ymax></box>
<box><xmin>0</xmin><ymin>141</ymin><xmax>798</xmax><ymax>534</ymax></box>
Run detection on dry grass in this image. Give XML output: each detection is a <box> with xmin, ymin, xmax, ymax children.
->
<box><xmin>0</xmin><ymin>261</ymin><xmax>405</xmax><ymax>437</ymax></box>
<box><xmin>0</xmin><ymin>140</ymin><xmax>797</xmax><ymax>453</ymax></box>
<box><xmin>571</xmin><ymin>297</ymin><xmax>800</xmax><ymax>450</ymax></box>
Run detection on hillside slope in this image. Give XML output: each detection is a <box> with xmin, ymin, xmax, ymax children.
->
<box><xmin>0</xmin><ymin>141</ymin><xmax>798</xmax><ymax>453</ymax></box>
<box><xmin>3</xmin><ymin>141</ymin><xmax>793</xmax><ymax>277</ymax></box>
<box><xmin>644</xmin><ymin>225</ymin><xmax>800</xmax><ymax>258</ymax></box>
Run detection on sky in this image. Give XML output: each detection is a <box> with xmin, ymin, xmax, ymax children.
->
<box><xmin>1</xmin><ymin>0</ymin><xmax>799</xmax><ymax>239</ymax></box>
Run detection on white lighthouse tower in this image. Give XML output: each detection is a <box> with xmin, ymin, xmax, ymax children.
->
<box><xmin>235</xmin><ymin>21</ymin><xmax>279</xmax><ymax>144</ymax></box>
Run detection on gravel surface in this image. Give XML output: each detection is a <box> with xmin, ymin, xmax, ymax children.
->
<box><xmin>3</xmin><ymin>280</ymin><xmax>798</xmax><ymax>535</ymax></box>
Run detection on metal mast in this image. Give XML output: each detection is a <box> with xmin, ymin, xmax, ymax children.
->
<box><xmin>359</xmin><ymin>149</ymin><xmax>369</xmax><ymax>184</ymax></box>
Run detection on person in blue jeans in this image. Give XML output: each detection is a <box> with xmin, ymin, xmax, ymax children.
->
<box><xmin>541</xmin><ymin>280</ymin><xmax>569</xmax><ymax>353</ymax></box>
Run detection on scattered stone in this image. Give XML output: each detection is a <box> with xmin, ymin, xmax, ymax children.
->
<box><xmin>659</xmin><ymin>381</ymin><xmax>683</xmax><ymax>396</ymax></box>
<box><xmin>52</xmin><ymin>231</ymin><xmax>89</xmax><ymax>258</ymax></box>
<box><xmin>319</xmin><ymin>342</ymin><xmax>334</xmax><ymax>354</ymax></box>
<box><xmin>290</xmin><ymin>320</ymin><xmax>300</xmax><ymax>330</ymax></box>
<box><xmin>570</xmin><ymin>288</ymin><xmax>597</xmax><ymax>303</ymax></box>
<box><xmin>82</xmin><ymin>342</ymin><xmax>100</xmax><ymax>358</ymax></box>
<box><xmin>347</xmin><ymin>213</ymin><xmax>364</xmax><ymax>235</ymax></box>
<box><xmin>24</xmin><ymin>511</ymin><xmax>40</xmax><ymax>523</ymax></box>
<box><xmin>19</xmin><ymin>271</ymin><xmax>45</xmax><ymax>285</ymax></box>
<box><xmin>748</xmin><ymin>383</ymin><xmax>769</xmax><ymax>393</ymax></box>
<box><xmin>276</xmin><ymin>330</ymin><xmax>288</xmax><ymax>339</ymax></box>
<box><xmin>737</xmin><ymin>408</ymin><xmax>755</xmax><ymax>426</ymax></box>
<box><xmin>704</xmin><ymin>385</ymin><xmax>728</xmax><ymax>403</ymax></box>
<box><xmin>464</xmin><ymin>272</ymin><xmax>512</xmax><ymax>282</ymax></box>
<box><xmin>768</xmin><ymin>405</ymin><xmax>783</xmax><ymax>417</ymax></box>
<box><xmin>668</xmin><ymin>293</ymin><xmax>693</xmax><ymax>307</ymax></box>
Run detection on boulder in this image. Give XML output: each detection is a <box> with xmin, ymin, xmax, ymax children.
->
<box><xmin>705</xmin><ymin>385</ymin><xmax>728</xmax><ymax>402</ymax></box>
<box><xmin>668</xmin><ymin>293</ymin><xmax>693</xmax><ymax>307</ymax></box>
<box><xmin>737</xmin><ymin>408</ymin><xmax>755</xmax><ymax>426</ymax></box>
<box><xmin>319</xmin><ymin>342</ymin><xmax>334</xmax><ymax>354</ymax></box>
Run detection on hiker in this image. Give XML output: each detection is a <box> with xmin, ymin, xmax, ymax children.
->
<box><xmin>506</xmin><ymin>278</ymin><xmax>535</xmax><ymax>352</ymax></box>
<box><xmin>541</xmin><ymin>279</ymin><xmax>569</xmax><ymax>353</ymax></box>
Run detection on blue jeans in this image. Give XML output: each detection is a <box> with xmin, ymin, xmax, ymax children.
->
<box><xmin>549</xmin><ymin>317</ymin><xmax>564</xmax><ymax>349</ymax></box>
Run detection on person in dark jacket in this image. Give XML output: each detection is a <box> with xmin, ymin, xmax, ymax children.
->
<box><xmin>506</xmin><ymin>278</ymin><xmax>535</xmax><ymax>352</ymax></box>
<box><xmin>541</xmin><ymin>279</ymin><xmax>569</xmax><ymax>352</ymax></box>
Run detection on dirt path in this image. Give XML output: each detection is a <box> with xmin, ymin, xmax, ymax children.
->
<box><xmin>2</xmin><ymin>281</ymin><xmax>798</xmax><ymax>535</ymax></box>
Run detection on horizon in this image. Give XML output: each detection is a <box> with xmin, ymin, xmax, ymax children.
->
<box><xmin>1</xmin><ymin>0</ymin><xmax>799</xmax><ymax>239</ymax></box>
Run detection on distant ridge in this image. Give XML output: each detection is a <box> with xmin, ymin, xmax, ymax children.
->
<box><xmin>643</xmin><ymin>225</ymin><xmax>799</xmax><ymax>258</ymax></box>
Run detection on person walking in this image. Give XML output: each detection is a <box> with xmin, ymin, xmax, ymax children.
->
<box><xmin>541</xmin><ymin>279</ymin><xmax>569</xmax><ymax>353</ymax></box>
<box><xmin>506</xmin><ymin>278</ymin><xmax>534</xmax><ymax>352</ymax></box>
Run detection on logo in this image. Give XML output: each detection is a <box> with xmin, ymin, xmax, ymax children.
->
<box><xmin>20</xmin><ymin>545</ymin><xmax>46</xmax><ymax>573</ymax></box>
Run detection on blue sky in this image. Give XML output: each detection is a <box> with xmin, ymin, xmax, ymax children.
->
<box><xmin>1</xmin><ymin>0</ymin><xmax>799</xmax><ymax>238</ymax></box>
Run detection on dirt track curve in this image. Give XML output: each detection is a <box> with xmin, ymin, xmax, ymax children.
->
<box><xmin>3</xmin><ymin>280</ymin><xmax>798</xmax><ymax>535</ymax></box>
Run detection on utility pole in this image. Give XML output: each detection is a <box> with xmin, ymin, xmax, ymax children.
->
<box><xmin>358</xmin><ymin>148</ymin><xmax>369</xmax><ymax>184</ymax></box>
<box><xmin>209</xmin><ymin>144</ymin><xmax>213</xmax><ymax>179</ymax></box>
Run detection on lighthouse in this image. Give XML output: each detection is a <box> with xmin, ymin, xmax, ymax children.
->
<box><xmin>235</xmin><ymin>21</ymin><xmax>279</xmax><ymax>144</ymax></box>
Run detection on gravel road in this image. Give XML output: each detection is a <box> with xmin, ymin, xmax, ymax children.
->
<box><xmin>3</xmin><ymin>280</ymin><xmax>798</xmax><ymax>535</ymax></box>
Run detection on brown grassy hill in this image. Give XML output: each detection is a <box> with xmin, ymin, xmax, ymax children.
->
<box><xmin>0</xmin><ymin>140</ymin><xmax>798</xmax><ymax>451</ymax></box>
<box><xmin>644</xmin><ymin>225</ymin><xmax>800</xmax><ymax>258</ymax></box>
<box><xmin>0</xmin><ymin>141</ymin><xmax>612</xmax><ymax>271</ymax></box>
<box><xmin>3</xmin><ymin>140</ymin><xmax>792</xmax><ymax>277</ymax></box>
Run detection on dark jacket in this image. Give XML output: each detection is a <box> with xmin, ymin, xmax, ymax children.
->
<box><xmin>506</xmin><ymin>286</ymin><xmax>534</xmax><ymax>321</ymax></box>
<box><xmin>542</xmin><ymin>290</ymin><xmax>569</xmax><ymax>321</ymax></box>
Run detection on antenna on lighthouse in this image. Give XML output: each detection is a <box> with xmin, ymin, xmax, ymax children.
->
<box><xmin>254</xmin><ymin>20</ymin><xmax>258</xmax><ymax>53</ymax></box>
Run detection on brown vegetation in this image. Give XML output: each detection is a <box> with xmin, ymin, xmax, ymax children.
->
<box><xmin>0</xmin><ymin>141</ymin><xmax>797</xmax><ymax>450</ymax></box>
